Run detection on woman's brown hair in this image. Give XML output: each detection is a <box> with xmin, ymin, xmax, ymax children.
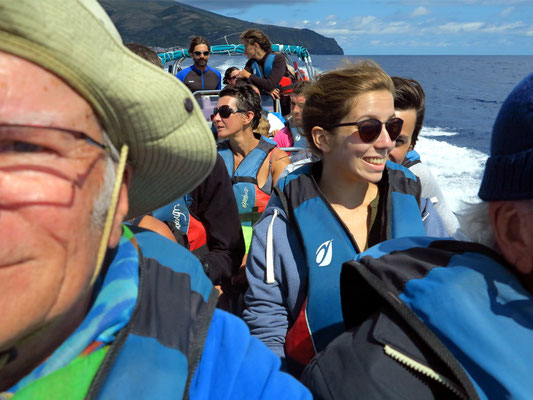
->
<box><xmin>302</xmin><ymin>60</ymin><xmax>394</xmax><ymax>155</ymax></box>
<box><xmin>240</xmin><ymin>29</ymin><xmax>272</xmax><ymax>53</ymax></box>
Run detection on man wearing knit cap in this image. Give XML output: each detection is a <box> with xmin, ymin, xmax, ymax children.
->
<box><xmin>300</xmin><ymin>73</ymin><xmax>533</xmax><ymax>399</ymax></box>
<box><xmin>0</xmin><ymin>0</ymin><xmax>310</xmax><ymax>398</ymax></box>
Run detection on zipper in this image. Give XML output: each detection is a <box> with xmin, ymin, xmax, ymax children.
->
<box><xmin>384</xmin><ymin>344</ymin><xmax>468</xmax><ymax>400</ymax></box>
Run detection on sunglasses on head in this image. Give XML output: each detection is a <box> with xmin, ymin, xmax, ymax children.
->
<box><xmin>327</xmin><ymin>117</ymin><xmax>403</xmax><ymax>143</ymax></box>
<box><xmin>194</xmin><ymin>51</ymin><xmax>210</xmax><ymax>56</ymax></box>
<box><xmin>212</xmin><ymin>105</ymin><xmax>247</xmax><ymax>118</ymax></box>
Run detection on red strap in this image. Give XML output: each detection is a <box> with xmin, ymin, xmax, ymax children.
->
<box><xmin>187</xmin><ymin>214</ymin><xmax>207</xmax><ymax>251</ymax></box>
<box><xmin>285</xmin><ymin>298</ymin><xmax>316</xmax><ymax>366</ymax></box>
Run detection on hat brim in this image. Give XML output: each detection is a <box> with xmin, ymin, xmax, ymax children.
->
<box><xmin>0</xmin><ymin>0</ymin><xmax>216</xmax><ymax>218</ymax></box>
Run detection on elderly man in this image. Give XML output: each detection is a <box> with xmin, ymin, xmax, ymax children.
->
<box><xmin>301</xmin><ymin>73</ymin><xmax>533</xmax><ymax>399</ymax></box>
<box><xmin>0</xmin><ymin>1</ymin><xmax>310</xmax><ymax>398</ymax></box>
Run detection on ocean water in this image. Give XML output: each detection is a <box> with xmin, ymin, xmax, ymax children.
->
<box><xmin>202</xmin><ymin>54</ymin><xmax>533</xmax><ymax>212</ymax></box>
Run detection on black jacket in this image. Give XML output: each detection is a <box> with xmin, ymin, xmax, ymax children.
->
<box><xmin>245</xmin><ymin>51</ymin><xmax>287</xmax><ymax>93</ymax></box>
<box><xmin>189</xmin><ymin>154</ymin><xmax>245</xmax><ymax>286</ymax></box>
<box><xmin>300</xmin><ymin>239</ymin><xmax>496</xmax><ymax>400</ymax></box>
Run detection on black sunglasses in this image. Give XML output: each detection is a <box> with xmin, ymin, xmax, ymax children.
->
<box><xmin>212</xmin><ymin>105</ymin><xmax>247</xmax><ymax>118</ymax></box>
<box><xmin>327</xmin><ymin>117</ymin><xmax>403</xmax><ymax>143</ymax></box>
<box><xmin>193</xmin><ymin>51</ymin><xmax>210</xmax><ymax>56</ymax></box>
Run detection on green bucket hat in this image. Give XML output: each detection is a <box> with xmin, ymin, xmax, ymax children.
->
<box><xmin>0</xmin><ymin>0</ymin><xmax>216</xmax><ymax>218</ymax></box>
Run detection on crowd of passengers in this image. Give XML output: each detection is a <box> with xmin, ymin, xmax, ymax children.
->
<box><xmin>1</xmin><ymin>2</ymin><xmax>532</xmax><ymax>398</ymax></box>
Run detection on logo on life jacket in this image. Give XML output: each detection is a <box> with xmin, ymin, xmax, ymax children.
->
<box><xmin>172</xmin><ymin>204</ymin><xmax>187</xmax><ymax>230</ymax></box>
<box><xmin>242</xmin><ymin>187</ymin><xmax>249</xmax><ymax>209</ymax></box>
<box><xmin>315</xmin><ymin>239</ymin><xmax>333</xmax><ymax>267</ymax></box>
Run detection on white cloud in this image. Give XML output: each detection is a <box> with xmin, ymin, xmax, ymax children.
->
<box><xmin>482</xmin><ymin>22</ymin><xmax>524</xmax><ymax>33</ymax></box>
<box><xmin>436</xmin><ymin>22</ymin><xmax>484</xmax><ymax>33</ymax></box>
<box><xmin>501</xmin><ymin>7</ymin><xmax>515</xmax><ymax>16</ymax></box>
<box><xmin>411</xmin><ymin>6</ymin><xmax>431</xmax><ymax>17</ymax></box>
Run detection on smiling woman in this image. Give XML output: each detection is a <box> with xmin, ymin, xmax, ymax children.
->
<box><xmin>243</xmin><ymin>60</ymin><xmax>449</xmax><ymax>377</ymax></box>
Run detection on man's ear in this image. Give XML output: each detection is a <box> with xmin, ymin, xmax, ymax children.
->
<box><xmin>489</xmin><ymin>201</ymin><xmax>533</xmax><ymax>275</ymax></box>
<box><xmin>108</xmin><ymin>164</ymin><xmax>132</xmax><ymax>248</ymax></box>
<box><xmin>311</xmin><ymin>126</ymin><xmax>331</xmax><ymax>153</ymax></box>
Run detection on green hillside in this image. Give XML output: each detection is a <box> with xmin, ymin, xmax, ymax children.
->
<box><xmin>100</xmin><ymin>0</ymin><xmax>344</xmax><ymax>55</ymax></box>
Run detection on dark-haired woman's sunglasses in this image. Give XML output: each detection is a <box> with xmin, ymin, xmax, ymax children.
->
<box><xmin>212</xmin><ymin>105</ymin><xmax>246</xmax><ymax>119</ymax></box>
<box><xmin>327</xmin><ymin>117</ymin><xmax>403</xmax><ymax>143</ymax></box>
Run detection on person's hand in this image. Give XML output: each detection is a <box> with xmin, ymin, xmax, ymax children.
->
<box><xmin>238</xmin><ymin>69</ymin><xmax>251</xmax><ymax>80</ymax></box>
<box><xmin>271</xmin><ymin>129</ymin><xmax>279</xmax><ymax>137</ymax></box>
<box><xmin>231</xmin><ymin>254</ymin><xmax>248</xmax><ymax>286</ymax></box>
<box><xmin>231</xmin><ymin>266</ymin><xmax>248</xmax><ymax>286</ymax></box>
<box><xmin>270</xmin><ymin>88</ymin><xmax>280</xmax><ymax>100</ymax></box>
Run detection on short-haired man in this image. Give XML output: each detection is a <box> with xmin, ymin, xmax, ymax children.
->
<box><xmin>274</xmin><ymin>81</ymin><xmax>310</xmax><ymax>149</ymax></box>
<box><xmin>388</xmin><ymin>76</ymin><xmax>460</xmax><ymax>236</ymax></box>
<box><xmin>177</xmin><ymin>36</ymin><xmax>221</xmax><ymax>92</ymax></box>
<box><xmin>301</xmin><ymin>73</ymin><xmax>533</xmax><ymax>399</ymax></box>
<box><xmin>0</xmin><ymin>1</ymin><xmax>310</xmax><ymax>398</ymax></box>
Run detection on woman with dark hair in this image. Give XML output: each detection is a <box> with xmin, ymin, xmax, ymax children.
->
<box><xmin>243</xmin><ymin>61</ymin><xmax>447</xmax><ymax>376</ymax></box>
<box><xmin>223</xmin><ymin>66</ymin><xmax>240</xmax><ymax>86</ymax></box>
<box><xmin>214</xmin><ymin>84</ymin><xmax>289</xmax><ymax>253</ymax></box>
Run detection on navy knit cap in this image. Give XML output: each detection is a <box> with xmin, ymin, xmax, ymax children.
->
<box><xmin>478</xmin><ymin>72</ymin><xmax>533</xmax><ymax>200</ymax></box>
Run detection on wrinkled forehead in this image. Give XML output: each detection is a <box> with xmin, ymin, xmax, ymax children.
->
<box><xmin>0</xmin><ymin>51</ymin><xmax>100</xmax><ymax>136</ymax></box>
<box><xmin>291</xmin><ymin>94</ymin><xmax>306</xmax><ymax>104</ymax></box>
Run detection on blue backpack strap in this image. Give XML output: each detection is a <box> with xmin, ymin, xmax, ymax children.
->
<box><xmin>385</xmin><ymin>161</ymin><xmax>426</xmax><ymax>238</ymax></box>
<box><xmin>91</xmin><ymin>228</ymin><xmax>217</xmax><ymax>400</ymax></box>
<box><xmin>217</xmin><ymin>140</ymin><xmax>234</xmax><ymax>177</ymax></box>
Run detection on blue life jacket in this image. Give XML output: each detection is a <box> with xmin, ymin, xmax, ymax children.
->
<box><xmin>218</xmin><ymin>136</ymin><xmax>277</xmax><ymax>226</ymax></box>
<box><xmin>151</xmin><ymin>194</ymin><xmax>194</xmax><ymax>235</ymax></box>
<box><xmin>251</xmin><ymin>53</ymin><xmax>276</xmax><ymax>79</ymax></box>
<box><xmin>90</xmin><ymin>227</ymin><xmax>218</xmax><ymax>399</ymax></box>
<box><xmin>280</xmin><ymin>161</ymin><xmax>426</xmax><ymax>364</ymax></box>
<box><xmin>288</xmin><ymin>123</ymin><xmax>307</xmax><ymax>149</ymax></box>
<box><xmin>344</xmin><ymin>236</ymin><xmax>533</xmax><ymax>400</ymax></box>
<box><xmin>402</xmin><ymin>149</ymin><xmax>422</xmax><ymax>169</ymax></box>
<box><xmin>251</xmin><ymin>53</ymin><xmax>283</xmax><ymax>107</ymax></box>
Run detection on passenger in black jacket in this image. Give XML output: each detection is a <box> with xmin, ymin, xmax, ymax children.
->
<box><xmin>238</xmin><ymin>28</ymin><xmax>288</xmax><ymax>111</ymax></box>
<box><xmin>150</xmin><ymin>154</ymin><xmax>246</xmax><ymax>314</ymax></box>
<box><xmin>188</xmin><ymin>154</ymin><xmax>246</xmax><ymax>292</ymax></box>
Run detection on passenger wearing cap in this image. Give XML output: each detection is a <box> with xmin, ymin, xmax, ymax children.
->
<box><xmin>0</xmin><ymin>1</ymin><xmax>310</xmax><ymax>398</ymax></box>
<box><xmin>300</xmin><ymin>73</ymin><xmax>533</xmax><ymax>399</ymax></box>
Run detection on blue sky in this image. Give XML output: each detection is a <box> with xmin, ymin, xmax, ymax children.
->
<box><xmin>179</xmin><ymin>0</ymin><xmax>533</xmax><ymax>55</ymax></box>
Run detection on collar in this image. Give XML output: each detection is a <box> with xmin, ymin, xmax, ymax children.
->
<box><xmin>258</xmin><ymin>50</ymin><xmax>272</xmax><ymax>65</ymax></box>
<box><xmin>190</xmin><ymin>64</ymin><xmax>208</xmax><ymax>75</ymax></box>
<box><xmin>10</xmin><ymin>225</ymin><xmax>140</xmax><ymax>393</ymax></box>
